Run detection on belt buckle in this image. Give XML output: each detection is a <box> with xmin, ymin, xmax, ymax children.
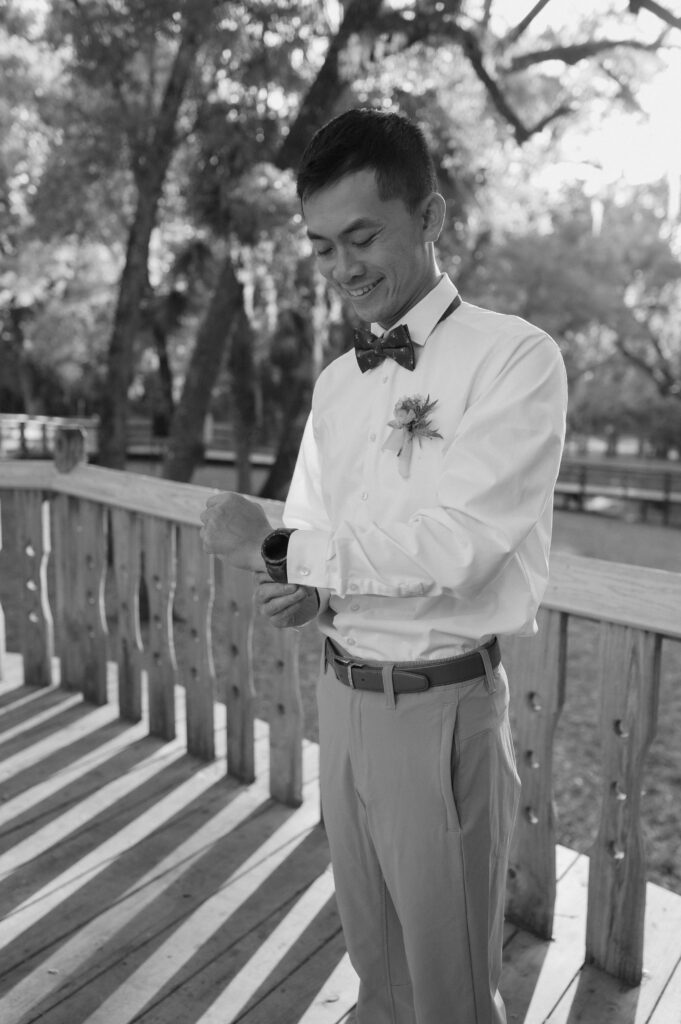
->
<box><xmin>334</xmin><ymin>655</ymin><xmax>356</xmax><ymax>688</ymax></box>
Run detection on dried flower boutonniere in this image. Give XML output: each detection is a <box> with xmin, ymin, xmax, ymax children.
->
<box><xmin>382</xmin><ymin>394</ymin><xmax>442</xmax><ymax>478</ymax></box>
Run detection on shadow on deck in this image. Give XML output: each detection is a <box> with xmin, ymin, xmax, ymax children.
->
<box><xmin>1</xmin><ymin>655</ymin><xmax>680</xmax><ymax>1024</ymax></box>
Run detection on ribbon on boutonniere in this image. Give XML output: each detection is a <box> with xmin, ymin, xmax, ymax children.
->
<box><xmin>382</xmin><ymin>394</ymin><xmax>442</xmax><ymax>478</ymax></box>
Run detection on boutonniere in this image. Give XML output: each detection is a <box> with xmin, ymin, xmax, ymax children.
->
<box><xmin>382</xmin><ymin>394</ymin><xmax>442</xmax><ymax>478</ymax></box>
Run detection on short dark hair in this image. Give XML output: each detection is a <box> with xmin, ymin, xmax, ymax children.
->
<box><xmin>296</xmin><ymin>108</ymin><xmax>438</xmax><ymax>211</ymax></box>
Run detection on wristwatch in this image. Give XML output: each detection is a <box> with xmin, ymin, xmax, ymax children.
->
<box><xmin>261</xmin><ymin>528</ymin><xmax>296</xmax><ymax>583</ymax></box>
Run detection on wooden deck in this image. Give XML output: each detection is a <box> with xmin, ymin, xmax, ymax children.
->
<box><xmin>1</xmin><ymin>654</ymin><xmax>681</xmax><ymax>1024</ymax></box>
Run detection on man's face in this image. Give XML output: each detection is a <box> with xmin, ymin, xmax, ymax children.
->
<box><xmin>303</xmin><ymin>168</ymin><xmax>438</xmax><ymax>329</ymax></box>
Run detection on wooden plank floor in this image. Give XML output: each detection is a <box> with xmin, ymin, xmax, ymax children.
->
<box><xmin>1</xmin><ymin>653</ymin><xmax>680</xmax><ymax>1024</ymax></box>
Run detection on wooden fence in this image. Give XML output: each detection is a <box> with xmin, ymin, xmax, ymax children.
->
<box><xmin>5</xmin><ymin>415</ymin><xmax>681</xmax><ymax>520</ymax></box>
<box><xmin>0</xmin><ymin>427</ymin><xmax>680</xmax><ymax>988</ymax></box>
<box><xmin>556</xmin><ymin>456</ymin><xmax>681</xmax><ymax>523</ymax></box>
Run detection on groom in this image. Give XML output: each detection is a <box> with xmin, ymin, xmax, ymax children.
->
<box><xmin>201</xmin><ymin>108</ymin><xmax>567</xmax><ymax>1024</ymax></box>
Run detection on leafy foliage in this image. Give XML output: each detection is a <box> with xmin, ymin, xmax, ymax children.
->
<box><xmin>1</xmin><ymin>0</ymin><xmax>680</xmax><ymax>465</ymax></box>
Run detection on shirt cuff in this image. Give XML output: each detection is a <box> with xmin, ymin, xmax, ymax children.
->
<box><xmin>286</xmin><ymin>529</ymin><xmax>333</xmax><ymax>589</ymax></box>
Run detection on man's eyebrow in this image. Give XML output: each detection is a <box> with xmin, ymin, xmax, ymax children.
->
<box><xmin>307</xmin><ymin>217</ymin><xmax>380</xmax><ymax>241</ymax></box>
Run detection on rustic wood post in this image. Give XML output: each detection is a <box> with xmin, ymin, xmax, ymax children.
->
<box><xmin>504</xmin><ymin>608</ymin><xmax>567</xmax><ymax>938</ymax></box>
<box><xmin>0</xmin><ymin>498</ymin><xmax>6</xmax><ymax>681</ymax></box>
<box><xmin>110</xmin><ymin>507</ymin><xmax>144</xmax><ymax>722</ymax></box>
<box><xmin>269</xmin><ymin>626</ymin><xmax>304</xmax><ymax>806</ymax></box>
<box><xmin>585</xmin><ymin>623</ymin><xmax>662</xmax><ymax>985</ymax></box>
<box><xmin>176</xmin><ymin>525</ymin><xmax>216</xmax><ymax>760</ymax></box>
<box><xmin>220</xmin><ymin>563</ymin><xmax>256</xmax><ymax>784</ymax></box>
<box><xmin>662</xmin><ymin>472</ymin><xmax>671</xmax><ymax>526</ymax></box>
<box><xmin>142</xmin><ymin>517</ymin><xmax>178</xmax><ymax>740</ymax></box>
<box><xmin>16</xmin><ymin>489</ymin><xmax>54</xmax><ymax>687</ymax></box>
<box><xmin>53</xmin><ymin>428</ymin><xmax>108</xmax><ymax>702</ymax></box>
<box><xmin>54</xmin><ymin>424</ymin><xmax>87</xmax><ymax>471</ymax></box>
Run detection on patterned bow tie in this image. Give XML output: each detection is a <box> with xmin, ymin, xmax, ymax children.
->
<box><xmin>353</xmin><ymin>324</ymin><xmax>415</xmax><ymax>373</ymax></box>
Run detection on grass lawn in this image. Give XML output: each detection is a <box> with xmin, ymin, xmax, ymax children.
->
<box><xmin>1</xmin><ymin>492</ymin><xmax>680</xmax><ymax>895</ymax></box>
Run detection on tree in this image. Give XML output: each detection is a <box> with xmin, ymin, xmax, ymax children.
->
<box><xmin>165</xmin><ymin>0</ymin><xmax>681</xmax><ymax>489</ymax></box>
<box><xmin>463</xmin><ymin>180</ymin><xmax>681</xmax><ymax>450</ymax></box>
<box><xmin>3</xmin><ymin>0</ymin><xmax>679</xmax><ymax>482</ymax></box>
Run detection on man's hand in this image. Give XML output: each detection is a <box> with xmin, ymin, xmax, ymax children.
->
<box><xmin>255</xmin><ymin>572</ymin><xmax>319</xmax><ymax>629</ymax></box>
<box><xmin>199</xmin><ymin>492</ymin><xmax>271</xmax><ymax>571</ymax></box>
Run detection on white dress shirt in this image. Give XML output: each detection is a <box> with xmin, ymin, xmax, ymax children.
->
<box><xmin>283</xmin><ymin>274</ymin><xmax>567</xmax><ymax>662</ymax></box>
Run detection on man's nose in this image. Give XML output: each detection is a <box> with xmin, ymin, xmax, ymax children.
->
<box><xmin>333</xmin><ymin>247</ymin><xmax>362</xmax><ymax>283</ymax></box>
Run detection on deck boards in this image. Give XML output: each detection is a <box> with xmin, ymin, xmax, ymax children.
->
<box><xmin>1</xmin><ymin>654</ymin><xmax>680</xmax><ymax>1024</ymax></box>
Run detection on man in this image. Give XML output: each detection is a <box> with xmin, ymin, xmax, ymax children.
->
<box><xmin>200</xmin><ymin>108</ymin><xmax>567</xmax><ymax>1024</ymax></box>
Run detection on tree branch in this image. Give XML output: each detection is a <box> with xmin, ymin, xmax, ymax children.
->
<box><xmin>599</xmin><ymin>63</ymin><xmax>645</xmax><ymax>110</ymax></box>
<box><xmin>457</xmin><ymin>28</ymin><xmax>530</xmax><ymax>142</ymax></box>
<box><xmin>528</xmin><ymin>101</ymin><xmax>574</xmax><ymax>134</ymax></box>
<box><xmin>628</xmin><ymin>0</ymin><xmax>681</xmax><ymax>30</ymax></box>
<box><xmin>619</xmin><ymin>335</ymin><xmax>678</xmax><ymax>397</ymax></box>
<box><xmin>508</xmin><ymin>37</ymin><xmax>663</xmax><ymax>72</ymax></box>
<box><xmin>459</xmin><ymin>27</ymin><xmax>571</xmax><ymax>143</ymax></box>
<box><xmin>501</xmin><ymin>0</ymin><xmax>554</xmax><ymax>47</ymax></box>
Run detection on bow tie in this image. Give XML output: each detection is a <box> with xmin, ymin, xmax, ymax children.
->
<box><xmin>353</xmin><ymin>324</ymin><xmax>415</xmax><ymax>373</ymax></box>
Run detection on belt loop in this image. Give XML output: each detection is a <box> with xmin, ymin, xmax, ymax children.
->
<box><xmin>381</xmin><ymin>663</ymin><xmax>397</xmax><ymax>710</ymax></box>
<box><xmin>323</xmin><ymin>638</ymin><xmax>331</xmax><ymax>674</ymax></box>
<box><xmin>480</xmin><ymin>645</ymin><xmax>497</xmax><ymax>694</ymax></box>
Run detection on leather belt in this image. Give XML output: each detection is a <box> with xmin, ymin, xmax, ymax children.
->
<box><xmin>324</xmin><ymin>636</ymin><xmax>500</xmax><ymax>694</ymax></box>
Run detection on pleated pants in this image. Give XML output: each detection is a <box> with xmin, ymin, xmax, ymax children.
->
<box><xmin>317</xmin><ymin>655</ymin><xmax>521</xmax><ymax>1024</ymax></box>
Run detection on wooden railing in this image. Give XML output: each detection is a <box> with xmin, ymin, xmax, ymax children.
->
<box><xmin>0</xmin><ymin>413</ymin><xmax>99</xmax><ymax>459</ymax></box>
<box><xmin>556</xmin><ymin>456</ymin><xmax>681</xmax><ymax>523</ymax></box>
<box><xmin>4</xmin><ymin>413</ymin><xmax>680</xmax><ymax>519</ymax></box>
<box><xmin>0</xmin><ymin>413</ymin><xmax>273</xmax><ymax>465</ymax></box>
<box><xmin>0</xmin><ymin>427</ymin><xmax>680</xmax><ymax>988</ymax></box>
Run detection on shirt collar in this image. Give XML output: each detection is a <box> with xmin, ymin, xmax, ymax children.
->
<box><xmin>371</xmin><ymin>274</ymin><xmax>459</xmax><ymax>347</ymax></box>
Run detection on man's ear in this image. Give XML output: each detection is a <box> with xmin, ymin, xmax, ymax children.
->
<box><xmin>421</xmin><ymin>192</ymin><xmax>446</xmax><ymax>243</ymax></box>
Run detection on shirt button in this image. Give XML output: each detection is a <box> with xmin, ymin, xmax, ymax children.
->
<box><xmin>360</xmin><ymin>491</ymin><xmax>368</xmax><ymax>501</ymax></box>
<box><xmin>350</xmin><ymin>602</ymin><xmax>360</xmax><ymax>611</ymax></box>
<box><xmin>382</xmin><ymin>375</ymin><xmax>389</xmax><ymax>383</ymax></box>
<box><xmin>349</xmin><ymin>583</ymin><xmax>358</xmax><ymax>592</ymax></box>
<box><xmin>299</xmin><ymin>567</ymin><xmax>310</xmax><ymax>577</ymax></box>
<box><xmin>346</xmin><ymin>638</ymin><xmax>357</xmax><ymax>646</ymax></box>
<box><xmin>369</xmin><ymin>432</ymin><xmax>376</xmax><ymax>442</ymax></box>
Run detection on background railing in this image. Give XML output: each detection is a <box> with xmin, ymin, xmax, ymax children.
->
<box><xmin>1</xmin><ymin>426</ymin><xmax>680</xmax><ymax>988</ymax></box>
<box><xmin>4</xmin><ymin>415</ymin><xmax>681</xmax><ymax>522</ymax></box>
<box><xmin>556</xmin><ymin>456</ymin><xmax>681</xmax><ymax>523</ymax></box>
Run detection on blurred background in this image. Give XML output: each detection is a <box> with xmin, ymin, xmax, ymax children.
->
<box><xmin>1</xmin><ymin>0</ymin><xmax>680</xmax><ymax>499</ymax></box>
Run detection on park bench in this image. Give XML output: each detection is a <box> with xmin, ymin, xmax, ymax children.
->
<box><xmin>0</xmin><ymin>426</ymin><xmax>680</xmax><ymax>1023</ymax></box>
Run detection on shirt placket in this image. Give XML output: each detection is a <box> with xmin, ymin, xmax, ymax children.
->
<box><xmin>340</xmin><ymin>362</ymin><xmax>396</xmax><ymax>639</ymax></box>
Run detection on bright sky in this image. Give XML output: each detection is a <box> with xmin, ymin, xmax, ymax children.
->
<box><xmin>493</xmin><ymin>0</ymin><xmax>681</xmax><ymax>190</ymax></box>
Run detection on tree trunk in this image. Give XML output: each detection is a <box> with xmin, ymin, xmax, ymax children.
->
<box><xmin>97</xmin><ymin>12</ymin><xmax>207</xmax><ymax>468</ymax></box>
<box><xmin>158</xmin><ymin>0</ymin><xmax>382</xmax><ymax>486</ymax></box>
<box><xmin>151</xmin><ymin>322</ymin><xmax>175</xmax><ymax>436</ymax></box>
<box><xmin>228</xmin><ymin>307</ymin><xmax>258</xmax><ymax>495</ymax></box>
<box><xmin>258</xmin><ymin>380</ymin><xmax>310</xmax><ymax>501</ymax></box>
<box><xmin>98</xmin><ymin>191</ymin><xmax>159</xmax><ymax>466</ymax></box>
<box><xmin>259</xmin><ymin>310</ymin><xmax>314</xmax><ymax>501</ymax></box>
<box><xmin>162</xmin><ymin>256</ymin><xmax>243</xmax><ymax>482</ymax></box>
<box><xmin>276</xmin><ymin>0</ymin><xmax>384</xmax><ymax>169</ymax></box>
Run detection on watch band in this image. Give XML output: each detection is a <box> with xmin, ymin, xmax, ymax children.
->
<box><xmin>261</xmin><ymin>528</ymin><xmax>295</xmax><ymax>583</ymax></box>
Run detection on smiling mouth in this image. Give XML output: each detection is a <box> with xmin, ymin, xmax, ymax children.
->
<box><xmin>345</xmin><ymin>280</ymin><xmax>381</xmax><ymax>299</ymax></box>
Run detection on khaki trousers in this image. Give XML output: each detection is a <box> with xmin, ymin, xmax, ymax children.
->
<box><xmin>317</xmin><ymin>654</ymin><xmax>521</xmax><ymax>1024</ymax></box>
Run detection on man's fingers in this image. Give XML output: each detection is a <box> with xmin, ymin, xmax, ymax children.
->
<box><xmin>258</xmin><ymin>588</ymin><xmax>308</xmax><ymax>614</ymax></box>
<box><xmin>204</xmin><ymin>491</ymin><xmax>230</xmax><ymax>508</ymax></box>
